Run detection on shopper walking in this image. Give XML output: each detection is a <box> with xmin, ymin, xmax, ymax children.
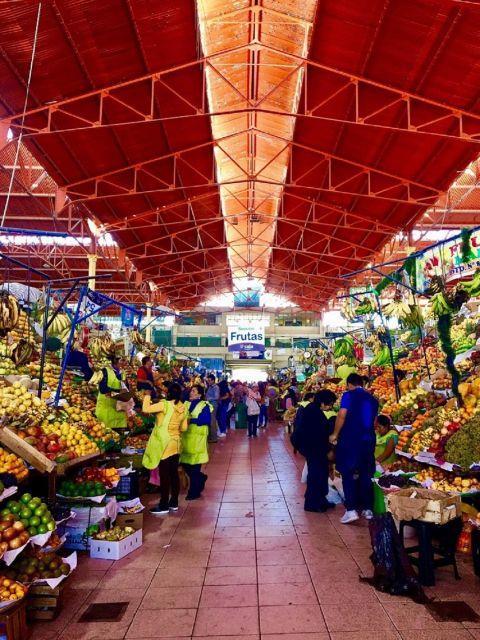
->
<box><xmin>205</xmin><ymin>374</ymin><xmax>220</xmax><ymax>442</ymax></box>
<box><xmin>330</xmin><ymin>373</ymin><xmax>379</xmax><ymax>524</ymax></box>
<box><xmin>258</xmin><ymin>386</ymin><xmax>269</xmax><ymax>428</ymax></box>
<box><xmin>216</xmin><ymin>379</ymin><xmax>231</xmax><ymax>437</ymax></box>
<box><xmin>181</xmin><ymin>385</ymin><xmax>211</xmax><ymax>500</ymax></box>
<box><xmin>142</xmin><ymin>382</ymin><xmax>188</xmax><ymax>514</ymax></box>
<box><xmin>245</xmin><ymin>385</ymin><xmax>261</xmax><ymax>438</ymax></box>
<box><xmin>96</xmin><ymin>355</ymin><xmax>128</xmax><ymax>429</ymax></box>
<box><xmin>293</xmin><ymin>389</ymin><xmax>337</xmax><ymax>512</ymax></box>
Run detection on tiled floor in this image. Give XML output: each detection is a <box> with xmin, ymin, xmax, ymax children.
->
<box><xmin>31</xmin><ymin>423</ymin><xmax>479</xmax><ymax>640</ymax></box>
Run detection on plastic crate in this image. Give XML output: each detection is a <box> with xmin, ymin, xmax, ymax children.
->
<box><xmin>107</xmin><ymin>472</ymin><xmax>140</xmax><ymax>499</ymax></box>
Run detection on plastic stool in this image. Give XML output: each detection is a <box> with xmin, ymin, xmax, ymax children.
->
<box><xmin>399</xmin><ymin>517</ymin><xmax>462</xmax><ymax>586</ymax></box>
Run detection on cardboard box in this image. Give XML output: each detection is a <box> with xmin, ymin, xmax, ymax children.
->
<box><xmin>90</xmin><ymin>529</ymin><xmax>143</xmax><ymax>560</ymax></box>
<box><xmin>115</xmin><ymin>512</ymin><xmax>143</xmax><ymax>531</ymax></box>
<box><xmin>387</xmin><ymin>487</ymin><xmax>461</xmax><ymax>524</ymax></box>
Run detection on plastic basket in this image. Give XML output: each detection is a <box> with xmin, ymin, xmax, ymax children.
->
<box><xmin>107</xmin><ymin>472</ymin><xmax>139</xmax><ymax>500</ymax></box>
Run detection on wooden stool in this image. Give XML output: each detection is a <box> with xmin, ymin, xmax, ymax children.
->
<box><xmin>399</xmin><ymin>517</ymin><xmax>462</xmax><ymax>586</ymax></box>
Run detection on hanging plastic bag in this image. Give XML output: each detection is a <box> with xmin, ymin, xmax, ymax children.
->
<box><xmin>327</xmin><ymin>478</ymin><xmax>344</xmax><ymax>504</ymax></box>
<box><xmin>301</xmin><ymin>462</ymin><xmax>308</xmax><ymax>483</ymax></box>
<box><xmin>149</xmin><ymin>467</ymin><xmax>160</xmax><ymax>486</ymax></box>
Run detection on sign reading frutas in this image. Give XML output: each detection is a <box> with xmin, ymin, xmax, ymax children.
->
<box><xmin>227</xmin><ymin>325</ymin><xmax>265</xmax><ymax>353</ymax></box>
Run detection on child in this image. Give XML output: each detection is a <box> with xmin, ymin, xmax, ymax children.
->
<box><xmin>375</xmin><ymin>414</ymin><xmax>398</xmax><ymax>466</ymax></box>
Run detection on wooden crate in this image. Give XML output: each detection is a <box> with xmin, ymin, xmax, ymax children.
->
<box><xmin>0</xmin><ymin>427</ymin><xmax>55</xmax><ymax>473</ymax></box>
<box><xmin>387</xmin><ymin>488</ymin><xmax>461</xmax><ymax>524</ymax></box>
<box><xmin>26</xmin><ymin>584</ymin><xmax>63</xmax><ymax>621</ymax></box>
<box><xmin>0</xmin><ymin>599</ymin><xmax>28</xmax><ymax>639</ymax></box>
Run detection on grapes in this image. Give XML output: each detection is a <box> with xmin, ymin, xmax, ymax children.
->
<box><xmin>445</xmin><ymin>414</ymin><xmax>480</xmax><ymax>469</ymax></box>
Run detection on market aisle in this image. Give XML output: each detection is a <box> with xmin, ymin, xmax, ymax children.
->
<box><xmin>33</xmin><ymin>424</ymin><xmax>479</xmax><ymax>640</ymax></box>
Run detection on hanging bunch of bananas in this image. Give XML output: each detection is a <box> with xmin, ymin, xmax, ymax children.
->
<box><xmin>38</xmin><ymin>307</ymin><xmax>72</xmax><ymax>340</ymax></box>
<box><xmin>130</xmin><ymin>329</ymin><xmax>145</xmax><ymax>348</ymax></box>
<box><xmin>370</xmin><ymin>345</ymin><xmax>391</xmax><ymax>366</ymax></box>
<box><xmin>354</xmin><ymin>297</ymin><xmax>375</xmax><ymax>316</ymax></box>
<box><xmin>445</xmin><ymin>285</ymin><xmax>470</xmax><ymax>312</ymax></box>
<box><xmin>401</xmin><ymin>304</ymin><xmax>424</xmax><ymax>329</ymax></box>
<box><xmin>340</xmin><ymin>300</ymin><xmax>356</xmax><ymax>322</ymax></box>
<box><xmin>10</xmin><ymin>339</ymin><xmax>35</xmax><ymax>366</ymax></box>
<box><xmin>431</xmin><ymin>292</ymin><xmax>453</xmax><ymax>316</ymax></box>
<box><xmin>90</xmin><ymin>333</ymin><xmax>116</xmax><ymax>361</ymax></box>
<box><xmin>333</xmin><ymin>336</ymin><xmax>356</xmax><ymax>365</ymax></box>
<box><xmin>382</xmin><ymin>292</ymin><xmax>411</xmax><ymax>320</ymax></box>
<box><xmin>365</xmin><ymin>334</ymin><xmax>381</xmax><ymax>352</ymax></box>
<box><xmin>0</xmin><ymin>292</ymin><xmax>20</xmax><ymax>337</ymax></box>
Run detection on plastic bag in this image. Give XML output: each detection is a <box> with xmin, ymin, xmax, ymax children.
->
<box><xmin>363</xmin><ymin>512</ymin><xmax>426</xmax><ymax>602</ymax></box>
<box><xmin>301</xmin><ymin>462</ymin><xmax>308</xmax><ymax>483</ymax></box>
<box><xmin>327</xmin><ymin>478</ymin><xmax>344</xmax><ymax>504</ymax></box>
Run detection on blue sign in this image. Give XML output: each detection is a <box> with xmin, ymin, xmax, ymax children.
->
<box><xmin>121</xmin><ymin>306</ymin><xmax>135</xmax><ymax>327</ymax></box>
<box><xmin>234</xmin><ymin>291</ymin><xmax>260</xmax><ymax>308</ymax></box>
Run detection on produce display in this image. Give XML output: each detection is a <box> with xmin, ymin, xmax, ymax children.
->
<box><xmin>58</xmin><ymin>479</ymin><xmax>106</xmax><ymax>498</ymax></box>
<box><xmin>124</xmin><ymin>434</ymin><xmax>149</xmax><ymax>449</ymax></box>
<box><xmin>92</xmin><ymin>525</ymin><xmax>135</xmax><ymax>541</ymax></box>
<box><xmin>0</xmin><ymin>448</ymin><xmax>28</xmax><ymax>482</ymax></box>
<box><xmin>382</xmin><ymin>388</ymin><xmax>446</xmax><ymax>424</ymax></box>
<box><xmin>445</xmin><ymin>413</ymin><xmax>480</xmax><ymax>469</ymax></box>
<box><xmin>76</xmin><ymin>466</ymin><xmax>120</xmax><ymax>488</ymax></box>
<box><xmin>0</xmin><ymin>513</ymin><xmax>30</xmax><ymax>553</ymax></box>
<box><xmin>415</xmin><ymin>467</ymin><xmax>479</xmax><ymax>493</ymax></box>
<box><xmin>5</xmin><ymin>549</ymin><xmax>70</xmax><ymax>582</ymax></box>
<box><xmin>0</xmin><ymin>577</ymin><xmax>27</xmax><ymax>603</ymax></box>
<box><xmin>1</xmin><ymin>494</ymin><xmax>55</xmax><ymax>537</ymax></box>
<box><xmin>377</xmin><ymin>474</ymin><xmax>416</xmax><ymax>489</ymax></box>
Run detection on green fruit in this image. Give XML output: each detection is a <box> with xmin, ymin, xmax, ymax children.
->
<box><xmin>31</xmin><ymin>497</ymin><xmax>41</xmax><ymax>507</ymax></box>
<box><xmin>37</xmin><ymin>524</ymin><xmax>48</xmax><ymax>534</ymax></box>
<box><xmin>46</xmin><ymin>521</ymin><xmax>55</xmax><ymax>532</ymax></box>
<box><xmin>34</xmin><ymin>506</ymin><xmax>46</xmax><ymax>517</ymax></box>
<box><xmin>7</xmin><ymin>501</ymin><xmax>20</xmax><ymax>514</ymax></box>
<box><xmin>41</xmin><ymin>515</ymin><xmax>50</xmax><ymax>525</ymax></box>
<box><xmin>27</xmin><ymin>500</ymin><xmax>37</xmax><ymax>511</ymax></box>
<box><xmin>20</xmin><ymin>493</ymin><xmax>32</xmax><ymax>505</ymax></box>
<box><xmin>28</xmin><ymin>526</ymin><xmax>38</xmax><ymax>536</ymax></box>
<box><xmin>29</xmin><ymin>516</ymin><xmax>40</xmax><ymax>527</ymax></box>
<box><xmin>0</xmin><ymin>508</ymin><xmax>10</xmax><ymax>518</ymax></box>
<box><xmin>20</xmin><ymin>508</ymin><xmax>32</xmax><ymax>520</ymax></box>
<box><xmin>20</xmin><ymin>519</ymin><xmax>29</xmax><ymax>529</ymax></box>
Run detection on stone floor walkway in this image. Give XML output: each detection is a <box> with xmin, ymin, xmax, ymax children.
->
<box><xmin>32</xmin><ymin>423</ymin><xmax>479</xmax><ymax>640</ymax></box>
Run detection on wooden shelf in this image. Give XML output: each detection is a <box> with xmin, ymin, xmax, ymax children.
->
<box><xmin>0</xmin><ymin>427</ymin><xmax>55</xmax><ymax>473</ymax></box>
<box><xmin>56</xmin><ymin>452</ymin><xmax>103</xmax><ymax>476</ymax></box>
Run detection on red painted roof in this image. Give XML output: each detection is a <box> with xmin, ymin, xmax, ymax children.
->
<box><xmin>0</xmin><ymin>0</ymin><xmax>479</xmax><ymax>309</ymax></box>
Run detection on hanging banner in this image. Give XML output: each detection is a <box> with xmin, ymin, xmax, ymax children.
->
<box><xmin>227</xmin><ymin>323</ymin><xmax>265</xmax><ymax>353</ymax></box>
<box><xmin>79</xmin><ymin>290</ymin><xmax>107</xmax><ymax>328</ymax></box>
<box><xmin>416</xmin><ymin>230</ymin><xmax>480</xmax><ymax>293</ymax></box>
<box><xmin>121</xmin><ymin>306</ymin><xmax>135</xmax><ymax>327</ymax></box>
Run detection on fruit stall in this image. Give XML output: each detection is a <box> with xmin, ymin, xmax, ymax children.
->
<box><xmin>0</xmin><ymin>281</ymin><xmax>158</xmax><ymax>631</ymax></box>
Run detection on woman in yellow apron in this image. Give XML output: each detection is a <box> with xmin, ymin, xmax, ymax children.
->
<box><xmin>181</xmin><ymin>385</ymin><xmax>211</xmax><ymax>501</ymax></box>
<box><xmin>95</xmin><ymin>356</ymin><xmax>128</xmax><ymax>429</ymax></box>
<box><xmin>142</xmin><ymin>383</ymin><xmax>188</xmax><ymax>514</ymax></box>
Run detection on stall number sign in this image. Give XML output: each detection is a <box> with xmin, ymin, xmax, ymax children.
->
<box><xmin>227</xmin><ymin>325</ymin><xmax>265</xmax><ymax>352</ymax></box>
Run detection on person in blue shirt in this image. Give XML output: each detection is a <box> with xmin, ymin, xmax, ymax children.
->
<box><xmin>330</xmin><ymin>373</ymin><xmax>379</xmax><ymax>524</ymax></box>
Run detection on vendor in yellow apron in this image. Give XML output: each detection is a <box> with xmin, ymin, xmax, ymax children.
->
<box><xmin>181</xmin><ymin>385</ymin><xmax>212</xmax><ymax>501</ymax></box>
<box><xmin>95</xmin><ymin>358</ymin><xmax>128</xmax><ymax>429</ymax></box>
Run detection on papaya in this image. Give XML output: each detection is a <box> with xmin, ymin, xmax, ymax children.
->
<box><xmin>458</xmin><ymin>382</ymin><xmax>472</xmax><ymax>398</ymax></box>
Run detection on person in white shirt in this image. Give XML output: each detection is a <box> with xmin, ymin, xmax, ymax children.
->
<box><xmin>245</xmin><ymin>384</ymin><xmax>261</xmax><ymax>438</ymax></box>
